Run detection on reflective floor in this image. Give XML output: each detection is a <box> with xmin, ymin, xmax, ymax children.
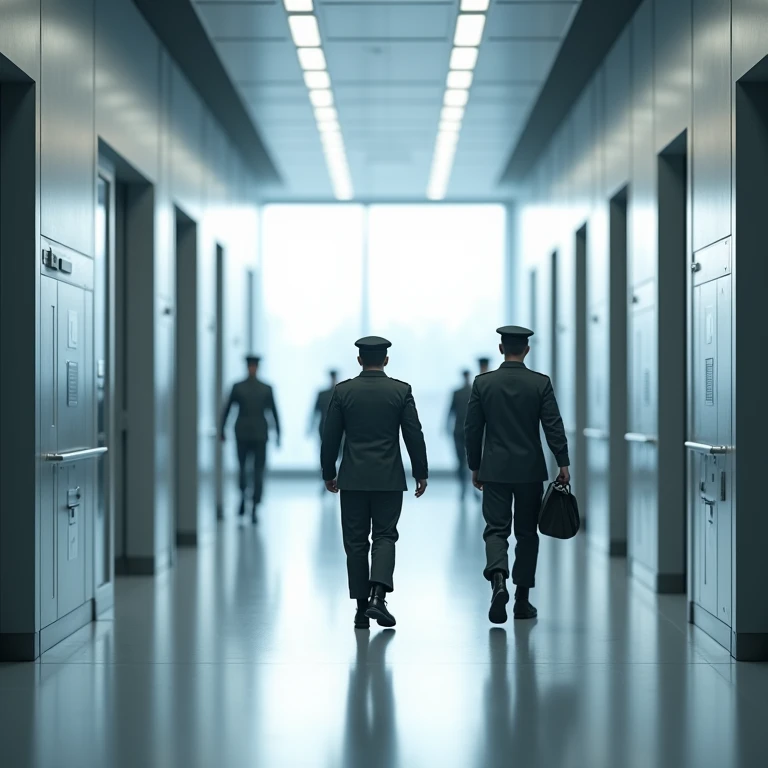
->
<box><xmin>2</xmin><ymin>480</ymin><xmax>768</xmax><ymax>767</ymax></box>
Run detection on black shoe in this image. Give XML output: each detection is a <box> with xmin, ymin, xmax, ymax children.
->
<box><xmin>238</xmin><ymin>500</ymin><xmax>246</xmax><ymax>517</ymax></box>
<box><xmin>513</xmin><ymin>599</ymin><xmax>538</xmax><ymax>620</ymax></box>
<box><xmin>489</xmin><ymin>572</ymin><xmax>510</xmax><ymax>625</ymax></box>
<box><xmin>366</xmin><ymin>585</ymin><xmax>396</xmax><ymax>627</ymax></box>
<box><xmin>354</xmin><ymin>608</ymin><xmax>370</xmax><ymax>630</ymax></box>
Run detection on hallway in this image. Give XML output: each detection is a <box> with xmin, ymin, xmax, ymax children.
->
<box><xmin>2</xmin><ymin>480</ymin><xmax>767</xmax><ymax>768</ymax></box>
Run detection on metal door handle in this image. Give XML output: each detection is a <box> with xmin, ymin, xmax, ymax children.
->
<box><xmin>583</xmin><ymin>428</ymin><xmax>610</xmax><ymax>440</ymax></box>
<box><xmin>45</xmin><ymin>447</ymin><xmax>109</xmax><ymax>463</ymax></box>
<box><xmin>624</xmin><ymin>432</ymin><xmax>658</xmax><ymax>444</ymax></box>
<box><xmin>685</xmin><ymin>441</ymin><xmax>731</xmax><ymax>455</ymax></box>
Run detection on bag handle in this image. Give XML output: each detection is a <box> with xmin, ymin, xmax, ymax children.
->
<box><xmin>552</xmin><ymin>481</ymin><xmax>571</xmax><ymax>495</ymax></box>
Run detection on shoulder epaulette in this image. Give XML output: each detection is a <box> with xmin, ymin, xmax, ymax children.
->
<box><xmin>335</xmin><ymin>378</ymin><xmax>354</xmax><ymax>388</ymax></box>
<box><xmin>389</xmin><ymin>377</ymin><xmax>411</xmax><ymax>387</ymax></box>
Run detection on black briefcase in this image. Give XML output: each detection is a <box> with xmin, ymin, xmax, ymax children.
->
<box><xmin>539</xmin><ymin>482</ymin><xmax>580</xmax><ymax>539</ymax></box>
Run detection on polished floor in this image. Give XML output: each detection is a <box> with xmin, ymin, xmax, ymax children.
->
<box><xmin>2</xmin><ymin>480</ymin><xmax>768</xmax><ymax>767</ymax></box>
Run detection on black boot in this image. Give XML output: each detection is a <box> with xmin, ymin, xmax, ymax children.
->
<box><xmin>489</xmin><ymin>571</ymin><xmax>510</xmax><ymax>624</ymax></box>
<box><xmin>238</xmin><ymin>498</ymin><xmax>246</xmax><ymax>517</ymax></box>
<box><xmin>251</xmin><ymin>502</ymin><xmax>258</xmax><ymax>524</ymax></box>
<box><xmin>513</xmin><ymin>587</ymin><xmax>538</xmax><ymax>620</ymax></box>
<box><xmin>365</xmin><ymin>584</ymin><xmax>396</xmax><ymax>628</ymax></box>
<box><xmin>354</xmin><ymin>599</ymin><xmax>370</xmax><ymax>630</ymax></box>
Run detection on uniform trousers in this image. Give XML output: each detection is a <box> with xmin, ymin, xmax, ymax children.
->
<box><xmin>482</xmin><ymin>481</ymin><xmax>544</xmax><ymax>587</ymax></box>
<box><xmin>453</xmin><ymin>433</ymin><xmax>468</xmax><ymax>494</ymax></box>
<box><xmin>340</xmin><ymin>490</ymin><xmax>403</xmax><ymax>599</ymax></box>
<box><xmin>236</xmin><ymin>439</ymin><xmax>267</xmax><ymax>504</ymax></box>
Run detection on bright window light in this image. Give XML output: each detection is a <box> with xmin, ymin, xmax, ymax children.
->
<box><xmin>309</xmin><ymin>89</ymin><xmax>334</xmax><ymax>107</ymax></box>
<box><xmin>304</xmin><ymin>71</ymin><xmax>330</xmax><ymax>89</ymax></box>
<box><xmin>460</xmin><ymin>0</ymin><xmax>489</xmax><ymax>10</ymax></box>
<box><xmin>454</xmin><ymin>14</ymin><xmax>486</xmax><ymax>46</ymax></box>
<box><xmin>284</xmin><ymin>0</ymin><xmax>314</xmax><ymax>10</ymax></box>
<box><xmin>440</xmin><ymin>106</ymin><xmax>465</xmax><ymax>122</ymax></box>
<box><xmin>444</xmin><ymin>89</ymin><xmax>469</xmax><ymax>107</ymax></box>
<box><xmin>449</xmin><ymin>47</ymin><xmax>479</xmax><ymax>70</ymax></box>
<box><xmin>447</xmin><ymin>70</ymin><xmax>473</xmax><ymax>89</ymax></box>
<box><xmin>289</xmin><ymin>15</ymin><xmax>321</xmax><ymax>47</ymax></box>
<box><xmin>298</xmin><ymin>47</ymin><xmax>326</xmax><ymax>70</ymax></box>
<box><xmin>315</xmin><ymin>106</ymin><xmax>338</xmax><ymax>122</ymax></box>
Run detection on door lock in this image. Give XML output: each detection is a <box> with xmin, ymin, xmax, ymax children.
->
<box><xmin>691</xmin><ymin>262</ymin><xmax>702</xmax><ymax>273</ymax></box>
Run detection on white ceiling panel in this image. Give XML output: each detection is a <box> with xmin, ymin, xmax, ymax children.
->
<box><xmin>196</xmin><ymin>3</ymin><xmax>288</xmax><ymax>40</ymax></box>
<box><xmin>487</xmin><ymin>2</ymin><xmax>579</xmax><ymax>39</ymax></box>
<box><xmin>321</xmin><ymin>4</ymin><xmax>453</xmax><ymax>39</ymax></box>
<box><xmin>474</xmin><ymin>39</ymin><xmax>561</xmax><ymax>83</ymax></box>
<box><xmin>334</xmin><ymin>83</ymin><xmax>443</xmax><ymax>102</ymax></box>
<box><xmin>325</xmin><ymin>41</ymin><xmax>450</xmax><ymax>82</ymax></box>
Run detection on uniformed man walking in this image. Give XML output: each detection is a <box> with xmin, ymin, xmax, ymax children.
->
<box><xmin>309</xmin><ymin>369</ymin><xmax>339</xmax><ymax>439</ymax></box>
<box><xmin>446</xmin><ymin>369</ymin><xmax>472</xmax><ymax>498</ymax></box>
<box><xmin>478</xmin><ymin>357</ymin><xmax>491</xmax><ymax>375</ymax></box>
<box><xmin>321</xmin><ymin>336</ymin><xmax>429</xmax><ymax>630</ymax></box>
<box><xmin>465</xmin><ymin>326</ymin><xmax>570</xmax><ymax>623</ymax></box>
<box><xmin>220</xmin><ymin>355</ymin><xmax>281</xmax><ymax>523</ymax></box>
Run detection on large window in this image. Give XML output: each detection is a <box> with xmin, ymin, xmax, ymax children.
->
<box><xmin>259</xmin><ymin>204</ymin><xmax>506</xmax><ymax>471</ymax></box>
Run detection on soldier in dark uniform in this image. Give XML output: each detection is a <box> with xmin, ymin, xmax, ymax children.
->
<box><xmin>446</xmin><ymin>369</ymin><xmax>472</xmax><ymax>498</ymax></box>
<box><xmin>220</xmin><ymin>355</ymin><xmax>281</xmax><ymax>523</ymax></box>
<box><xmin>478</xmin><ymin>357</ymin><xmax>491</xmax><ymax>375</ymax></box>
<box><xmin>465</xmin><ymin>326</ymin><xmax>570</xmax><ymax>624</ymax></box>
<box><xmin>321</xmin><ymin>336</ymin><xmax>429</xmax><ymax>630</ymax></box>
<box><xmin>309</xmin><ymin>369</ymin><xmax>339</xmax><ymax>439</ymax></box>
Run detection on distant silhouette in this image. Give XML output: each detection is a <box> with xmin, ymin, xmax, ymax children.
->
<box><xmin>309</xmin><ymin>369</ymin><xmax>339</xmax><ymax>438</ymax></box>
<box><xmin>220</xmin><ymin>355</ymin><xmax>281</xmax><ymax>523</ymax></box>
<box><xmin>465</xmin><ymin>326</ymin><xmax>569</xmax><ymax>623</ymax></box>
<box><xmin>446</xmin><ymin>369</ymin><xmax>472</xmax><ymax>499</ymax></box>
<box><xmin>321</xmin><ymin>336</ymin><xmax>428</xmax><ymax>629</ymax></box>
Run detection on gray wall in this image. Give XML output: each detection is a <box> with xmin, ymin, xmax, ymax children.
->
<box><xmin>0</xmin><ymin>0</ymin><xmax>259</xmax><ymax>657</ymax></box>
<box><xmin>513</xmin><ymin>0</ymin><xmax>768</xmax><ymax>656</ymax></box>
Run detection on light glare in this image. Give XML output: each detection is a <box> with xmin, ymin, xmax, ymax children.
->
<box><xmin>454</xmin><ymin>14</ymin><xmax>486</xmax><ymax>46</ymax></box>
<box><xmin>315</xmin><ymin>106</ymin><xmax>338</xmax><ymax>122</ymax></box>
<box><xmin>298</xmin><ymin>47</ymin><xmax>327</xmax><ymax>70</ymax></box>
<box><xmin>304</xmin><ymin>71</ymin><xmax>331</xmax><ymax>89</ymax></box>
<box><xmin>309</xmin><ymin>89</ymin><xmax>334</xmax><ymax>107</ymax></box>
<box><xmin>460</xmin><ymin>0</ymin><xmax>489</xmax><ymax>10</ymax></box>
<box><xmin>449</xmin><ymin>47</ymin><xmax>478</xmax><ymax>70</ymax></box>
<box><xmin>289</xmin><ymin>15</ymin><xmax>321</xmax><ymax>47</ymax></box>
<box><xmin>440</xmin><ymin>106</ymin><xmax>465</xmax><ymax>122</ymax></box>
<box><xmin>444</xmin><ymin>89</ymin><xmax>469</xmax><ymax>107</ymax></box>
<box><xmin>284</xmin><ymin>0</ymin><xmax>314</xmax><ymax>10</ymax></box>
<box><xmin>447</xmin><ymin>70</ymin><xmax>473</xmax><ymax>89</ymax></box>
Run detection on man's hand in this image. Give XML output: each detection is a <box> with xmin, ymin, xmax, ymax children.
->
<box><xmin>415</xmin><ymin>479</ymin><xmax>428</xmax><ymax>498</ymax></box>
<box><xmin>325</xmin><ymin>478</ymin><xmax>339</xmax><ymax>494</ymax></box>
<box><xmin>472</xmin><ymin>470</ymin><xmax>483</xmax><ymax>491</ymax></box>
<box><xmin>557</xmin><ymin>466</ymin><xmax>570</xmax><ymax>485</ymax></box>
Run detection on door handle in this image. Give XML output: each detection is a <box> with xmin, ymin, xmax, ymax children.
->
<box><xmin>624</xmin><ymin>432</ymin><xmax>658</xmax><ymax>444</ymax></box>
<box><xmin>685</xmin><ymin>441</ymin><xmax>731</xmax><ymax>455</ymax></box>
<box><xmin>45</xmin><ymin>447</ymin><xmax>108</xmax><ymax>463</ymax></box>
<box><xmin>583</xmin><ymin>428</ymin><xmax>610</xmax><ymax>440</ymax></box>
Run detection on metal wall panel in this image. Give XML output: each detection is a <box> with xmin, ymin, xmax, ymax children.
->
<box><xmin>0</xmin><ymin>0</ymin><xmax>40</xmax><ymax>80</ymax></box>
<box><xmin>602</xmin><ymin>29</ymin><xmax>632</xmax><ymax>198</ymax></box>
<box><xmin>40</xmin><ymin>0</ymin><xmax>95</xmax><ymax>257</ymax></box>
<box><xmin>655</xmin><ymin>0</ymin><xmax>692</xmax><ymax>152</ymax></box>
<box><xmin>692</xmin><ymin>0</ymin><xmax>732</xmax><ymax>251</ymax></box>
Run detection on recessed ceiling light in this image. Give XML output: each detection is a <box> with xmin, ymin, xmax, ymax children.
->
<box><xmin>304</xmin><ymin>71</ymin><xmax>331</xmax><ymax>89</ymax></box>
<box><xmin>460</xmin><ymin>0</ymin><xmax>489</xmax><ymax>10</ymax></box>
<box><xmin>309</xmin><ymin>89</ymin><xmax>334</xmax><ymax>107</ymax></box>
<box><xmin>447</xmin><ymin>70</ymin><xmax>473</xmax><ymax>89</ymax></box>
<box><xmin>444</xmin><ymin>89</ymin><xmax>469</xmax><ymax>107</ymax></box>
<box><xmin>289</xmin><ymin>15</ymin><xmax>321</xmax><ymax>47</ymax></box>
<box><xmin>454</xmin><ymin>14</ymin><xmax>486</xmax><ymax>47</ymax></box>
<box><xmin>440</xmin><ymin>106</ymin><xmax>465</xmax><ymax>122</ymax></box>
<box><xmin>439</xmin><ymin>121</ymin><xmax>461</xmax><ymax>133</ymax></box>
<box><xmin>449</xmin><ymin>47</ymin><xmax>479</xmax><ymax>70</ymax></box>
<box><xmin>284</xmin><ymin>0</ymin><xmax>313</xmax><ymax>11</ymax></box>
<box><xmin>298</xmin><ymin>48</ymin><xmax>327</xmax><ymax>70</ymax></box>
<box><xmin>315</xmin><ymin>106</ymin><xmax>338</xmax><ymax>122</ymax></box>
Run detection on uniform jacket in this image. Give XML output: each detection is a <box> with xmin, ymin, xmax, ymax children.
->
<box><xmin>221</xmin><ymin>378</ymin><xmax>281</xmax><ymax>443</ymax></box>
<box><xmin>313</xmin><ymin>387</ymin><xmax>335</xmax><ymax>437</ymax></box>
<box><xmin>464</xmin><ymin>361</ymin><xmax>569</xmax><ymax>484</ymax></box>
<box><xmin>321</xmin><ymin>371</ymin><xmax>429</xmax><ymax>492</ymax></box>
<box><xmin>448</xmin><ymin>384</ymin><xmax>472</xmax><ymax>439</ymax></box>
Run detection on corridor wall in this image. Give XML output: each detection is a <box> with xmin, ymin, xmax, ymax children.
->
<box><xmin>513</xmin><ymin>0</ymin><xmax>768</xmax><ymax>659</ymax></box>
<box><xmin>0</xmin><ymin>0</ymin><xmax>260</xmax><ymax>660</ymax></box>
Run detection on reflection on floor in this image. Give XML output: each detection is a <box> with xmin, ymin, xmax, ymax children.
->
<box><xmin>2</xmin><ymin>479</ymin><xmax>768</xmax><ymax>767</ymax></box>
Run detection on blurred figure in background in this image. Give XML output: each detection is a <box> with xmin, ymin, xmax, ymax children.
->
<box><xmin>446</xmin><ymin>369</ymin><xmax>473</xmax><ymax>499</ymax></box>
<box><xmin>309</xmin><ymin>369</ymin><xmax>338</xmax><ymax>440</ymax></box>
<box><xmin>220</xmin><ymin>355</ymin><xmax>281</xmax><ymax>523</ymax></box>
<box><xmin>478</xmin><ymin>357</ymin><xmax>491</xmax><ymax>375</ymax></box>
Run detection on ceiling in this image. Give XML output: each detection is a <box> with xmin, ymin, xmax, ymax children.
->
<box><xmin>192</xmin><ymin>0</ymin><xmax>581</xmax><ymax>201</ymax></box>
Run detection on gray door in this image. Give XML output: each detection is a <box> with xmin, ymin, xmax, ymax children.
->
<box><xmin>690</xmin><ymin>239</ymin><xmax>732</xmax><ymax>626</ymax></box>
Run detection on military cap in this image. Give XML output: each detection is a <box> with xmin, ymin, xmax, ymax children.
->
<box><xmin>477</xmin><ymin>357</ymin><xmax>490</xmax><ymax>366</ymax></box>
<box><xmin>355</xmin><ymin>336</ymin><xmax>392</xmax><ymax>351</ymax></box>
<box><xmin>245</xmin><ymin>355</ymin><xmax>261</xmax><ymax>365</ymax></box>
<box><xmin>496</xmin><ymin>325</ymin><xmax>534</xmax><ymax>339</ymax></box>
<box><xmin>329</xmin><ymin>369</ymin><xmax>339</xmax><ymax>377</ymax></box>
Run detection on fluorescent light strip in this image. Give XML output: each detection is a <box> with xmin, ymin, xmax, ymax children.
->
<box><xmin>284</xmin><ymin>0</ymin><xmax>313</xmax><ymax>10</ymax></box>
<box><xmin>298</xmin><ymin>47</ymin><xmax>326</xmax><ymax>70</ymax></box>
<box><xmin>289</xmin><ymin>15</ymin><xmax>321</xmax><ymax>47</ymax></box>
<box><xmin>309</xmin><ymin>89</ymin><xmax>334</xmax><ymax>107</ymax></box>
<box><xmin>304</xmin><ymin>71</ymin><xmax>330</xmax><ymax>89</ymax></box>
<box><xmin>427</xmin><ymin>10</ymin><xmax>487</xmax><ymax>198</ymax></box>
